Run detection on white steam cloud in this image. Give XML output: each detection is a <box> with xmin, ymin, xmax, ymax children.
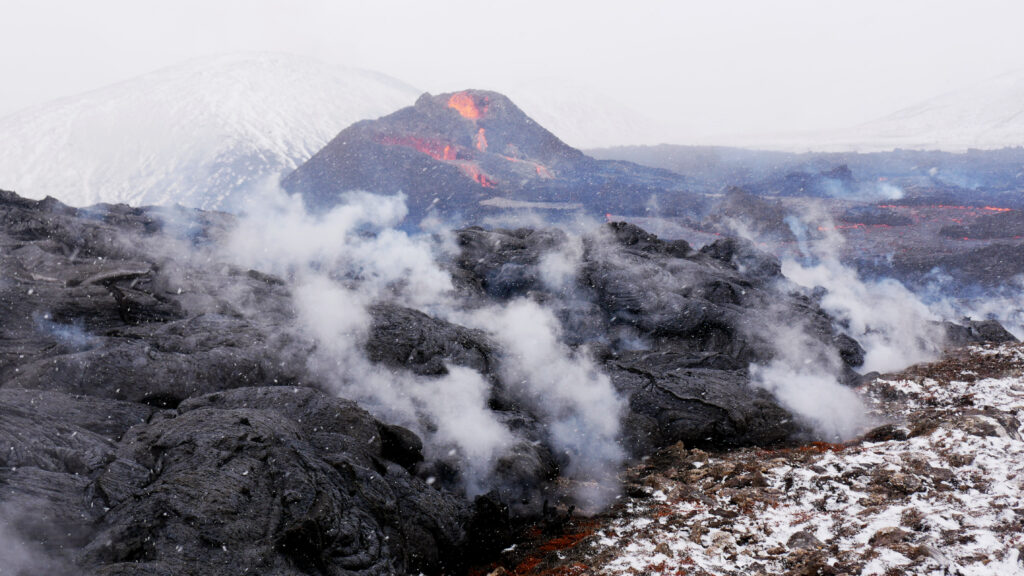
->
<box><xmin>0</xmin><ymin>508</ymin><xmax>72</xmax><ymax>576</ymax></box>
<box><xmin>756</xmin><ymin>213</ymin><xmax>944</xmax><ymax>439</ymax></box>
<box><xmin>292</xmin><ymin>277</ymin><xmax>517</xmax><ymax>496</ymax></box>
<box><xmin>715</xmin><ymin>210</ymin><xmax>868</xmax><ymax>439</ymax></box>
<box><xmin>222</xmin><ymin>181</ymin><xmax>624</xmax><ymax>510</ymax></box>
<box><xmin>461</xmin><ymin>300</ymin><xmax>625</xmax><ymax>511</ymax></box>
<box><xmin>743</xmin><ymin>296</ymin><xmax>871</xmax><ymax>441</ymax></box>
<box><xmin>749</xmin><ymin>359</ymin><xmax>867</xmax><ymax>442</ymax></box>
<box><xmin>923</xmin><ymin>272</ymin><xmax>1024</xmax><ymax>340</ymax></box>
<box><xmin>538</xmin><ymin>233</ymin><xmax>584</xmax><ymax>292</ymax></box>
<box><xmin>225</xmin><ymin>182</ymin><xmax>452</xmax><ymax>308</ymax></box>
<box><xmin>723</xmin><ymin>202</ymin><xmax>1024</xmax><ymax>439</ymax></box>
<box><xmin>730</xmin><ymin>208</ymin><xmax>945</xmax><ymax>439</ymax></box>
<box><xmin>819</xmin><ymin>178</ymin><xmax>905</xmax><ymax>202</ymax></box>
<box><xmin>783</xmin><ymin>257</ymin><xmax>944</xmax><ymax>373</ymax></box>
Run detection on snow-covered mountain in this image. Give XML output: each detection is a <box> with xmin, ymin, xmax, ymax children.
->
<box><xmin>838</xmin><ymin>70</ymin><xmax>1024</xmax><ymax>151</ymax></box>
<box><xmin>714</xmin><ymin>69</ymin><xmax>1024</xmax><ymax>153</ymax></box>
<box><xmin>0</xmin><ymin>53</ymin><xmax>420</xmax><ymax>210</ymax></box>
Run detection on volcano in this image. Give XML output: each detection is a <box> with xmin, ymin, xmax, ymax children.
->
<box><xmin>282</xmin><ymin>90</ymin><xmax>699</xmax><ymax>223</ymax></box>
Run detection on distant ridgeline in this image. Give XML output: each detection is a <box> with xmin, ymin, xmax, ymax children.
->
<box><xmin>589</xmin><ymin>144</ymin><xmax>1024</xmax><ymax>209</ymax></box>
<box><xmin>282</xmin><ymin>90</ymin><xmax>705</xmax><ymax>226</ymax></box>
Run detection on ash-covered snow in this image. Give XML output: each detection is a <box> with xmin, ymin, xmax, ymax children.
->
<box><xmin>0</xmin><ymin>52</ymin><xmax>419</xmax><ymax>210</ymax></box>
<box><xmin>498</xmin><ymin>343</ymin><xmax>1024</xmax><ymax>575</ymax></box>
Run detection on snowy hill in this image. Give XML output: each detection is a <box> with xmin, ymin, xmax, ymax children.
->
<box><xmin>0</xmin><ymin>53</ymin><xmax>420</xmax><ymax>210</ymax></box>
<box><xmin>839</xmin><ymin>70</ymin><xmax>1024</xmax><ymax>151</ymax></box>
<box><xmin>708</xmin><ymin>70</ymin><xmax>1024</xmax><ymax>153</ymax></box>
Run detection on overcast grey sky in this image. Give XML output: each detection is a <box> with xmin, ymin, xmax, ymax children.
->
<box><xmin>3</xmin><ymin>0</ymin><xmax>1023</xmax><ymax>137</ymax></box>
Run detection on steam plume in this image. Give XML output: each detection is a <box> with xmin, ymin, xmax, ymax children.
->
<box><xmin>783</xmin><ymin>257</ymin><xmax>944</xmax><ymax>373</ymax></box>
<box><xmin>748</xmin><ymin>317</ymin><xmax>868</xmax><ymax>441</ymax></box>
<box><xmin>462</xmin><ymin>300</ymin><xmax>626</xmax><ymax>511</ymax></box>
<box><xmin>222</xmin><ymin>182</ymin><xmax>625</xmax><ymax>509</ymax></box>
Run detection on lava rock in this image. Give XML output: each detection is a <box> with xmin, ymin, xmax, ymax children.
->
<box><xmin>861</xmin><ymin>423</ymin><xmax>911</xmax><ymax>442</ymax></box>
<box><xmin>610</xmin><ymin>358</ymin><xmax>800</xmax><ymax>453</ymax></box>
<box><xmin>787</xmin><ymin>530</ymin><xmax>825</xmax><ymax>550</ymax></box>
<box><xmin>1</xmin><ymin>386</ymin><xmax>471</xmax><ymax>576</ymax></box>
<box><xmin>942</xmin><ymin>317</ymin><xmax>1019</xmax><ymax>346</ymax></box>
<box><xmin>366</xmin><ymin>302</ymin><xmax>496</xmax><ymax>376</ymax></box>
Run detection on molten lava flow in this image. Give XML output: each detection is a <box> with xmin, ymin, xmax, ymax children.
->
<box><xmin>448</xmin><ymin>92</ymin><xmax>487</xmax><ymax>119</ymax></box>
<box><xmin>820</xmin><ymin>223</ymin><xmax>896</xmax><ymax>232</ymax></box>
<box><xmin>475</xmin><ymin>127</ymin><xmax>488</xmax><ymax>152</ymax></box>
<box><xmin>477</xmin><ymin>173</ymin><xmax>496</xmax><ymax>188</ymax></box>
<box><xmin>379</xmin><ymin>135</ymin><xmax>457</xmax><ymax>161</ymax></box>
<box><xmin>983</xmin><ymin>206</ymin><xmax>1012</xmax><ymax>212</ymax></box>
<box><xmin>460</xmin><ymin>164</ymin><xmax>496</xmax><ymax>188</ymax></box>
<box><xmin>498</xmin><ymin>154</ymin><xmax>554</xmax><ymax>179</ymax></box>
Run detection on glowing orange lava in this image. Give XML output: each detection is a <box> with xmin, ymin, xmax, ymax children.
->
<box><xmin>498</xmin><ymin>154</ymin><xmax>554</xmax><ymax>179</ymax></box>
<box><xmin>878</xmin><ymin>204</ymin><xmax>1012</xmax><ymax>215</ymax></box>
<box><xmin>379</xmin><ymin>135</ymin><xmax>457</xmax><ymax>161</ymax></box>
<box><xmin>819</xmin><ymin>223</ymin><xmax>893</xmax><ymax>231</ymax></box>
<box><xmin>461</xmin><ymin>164</ymin><xmax>496</xmax><ymax>188</ymax></box>
<box><xmin>475</xmin><ymin>127</ymin><xmax>488</xmax><ymax>152</ymax></box>
<box><xmin>448</xmin><ymin>92</ymin><xmax>487</xmax><ymax>119</ymax></box>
